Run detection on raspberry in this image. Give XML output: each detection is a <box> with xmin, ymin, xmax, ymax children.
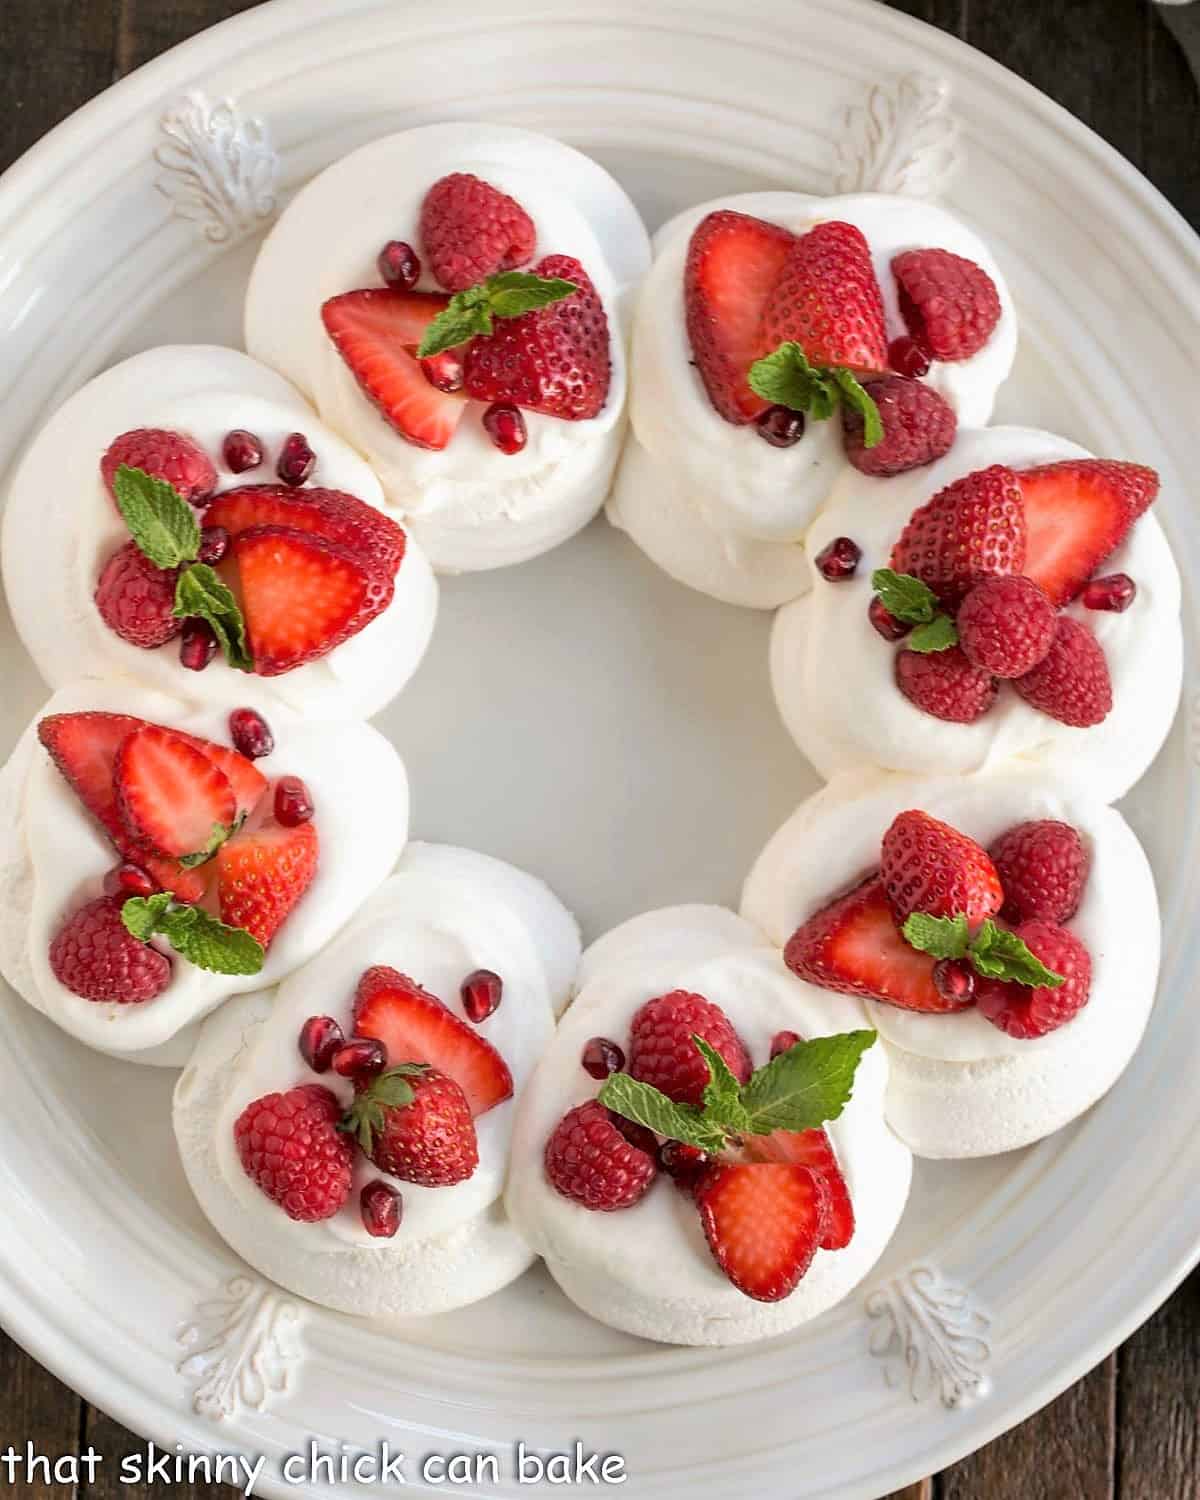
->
<box><xmin>94</xmin><ymin>541</ymin><xmax>181</xmax><ymax>649</ymax></box>
<box><xmin>976</xmin><ymin>920</ymin><xmax>1092</xmax><ymax>1039</ymax></box>
<box><xmin>891</xmin><ymin>248</ymin><xmax>1002</xmax><ymax>361</ymax></box>
<box><xmin>419</xmin><ymin>172</ymin><xmax>536</xmax><ymax>292</ymax></box>
<box><xmin>989</xmin><ymin>819</ymin><xmax>1090</xmax><ymax>924</ymax></box>
<box><xmin>100</xmin><ymin>428</ymin><xmax>217</xmax><ymax>505</ymax></box>
<box><xmin>957</xmin><ymin>575</ymin><xmax>1056</xmax><ymax>678</ymax></box>
<box><xmin>895</xmin><ymin>645</ymin><xmax>998</xmax><ymax>723</ymax></box>
<box><xmin>891</xmin><ymin>464</ymin><xmax>1025</xmax><ymax>607</ymax></box>
<box><xmin>543</xmin><ymin>1100</ymin><xmax>658</xmax><ymax>1212</ymax></box>
<box><xmin>627</xmin><ymin>990</ymin><xmax>751</xmax><ymax>1107</ymax></box>
<box><xmin>49</xmin><ymin>895</ymin><xmax>171</xmax><ymax>1004</ymax></box>
<box><xmin>1013</xmin><ymin>616</ymin><xmax>1112</xmax><ymax>727</ymax></box>
<box><xmin>843</xmin><ymin>376</ymin><xmax>956</xmax><ymax>477</ymax></box>
<box><xmin>234</xmin><ymin>1084</ymin><xmax>354</xmax><ymax>1222</ymax></box>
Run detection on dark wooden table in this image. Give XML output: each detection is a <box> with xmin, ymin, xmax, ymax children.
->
<box><xmin>1</xmin><ymin>1</ymin><xmax>1197</xmax><ymax>1496</ymax></box>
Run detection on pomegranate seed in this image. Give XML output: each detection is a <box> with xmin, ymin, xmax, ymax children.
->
<box><xmin>659</xmin><ymin>1140</ymin><xmax>711</xmax><ymax>1192</ymax></box>
<box><xmin>298</xmin><ymin>1014</ymin><xmax>345</xmax><ymax>1073</ymax></box>
<box><xmin>482</xmin><ymin>402</ymin><xmax>526</xmax><ymax>455</ymax></box>
<box><xmin>461</xmin><ymin>968</ymin><xmax>503</xmax><ymax>1023</ymax></box>
<box><xmin>179</xmin><ymin>618</ymin><xmax>217</xmax><ymax>670</ymax></box>
<box><xmin>361</xmin><ymin>1179</ymin><xmax>403</xmax><ymax>1237</ymax></box>
<box><xmin>197</xmin><ymin>525</ymin><xmax>228</xmax><ymax>565</ymax></box>
<box><xmin>869</xmin><ymin>595</ymin><xmax>913</xmax><ymax>642</ymax></box>
<box><xmin>888</xmin><ymin>335</ymin><xmax>931</xmax><ymax>380</ymax></box>
<box><xmin>274</xmin><ymin>775</ymin><xmax>314</xmax><ymax>826</ymax></box>
<box><xmin>420</xmin><ymin>350</ymin><xmax>464</xmax><ymax>393</ymax></box>
<box><xmin>228</xmin><ymin>707</ymin><xmax>274</xmax><ymax>760</ymax></box>
<box><xmin>277</xmin><ymin>432</ymin><xmax>316</xmax><ymax>486</ymax></box>
<box><xmin>815</xmin><ymin>536</ymin><xmax>862</xmax><ymax>582</ymax></box>
<box><xmin>222</xmin><ymin>429</ymin><xmax>263</xmax><ymax>473</ymax></box>
<box><xmin>581</xmin><ymin>1037</ymin><xmax>625</xmax><ymax>1079</ymax></box>
<box><xmin>102</xmin><ymin>862</ymin><xmax>157</xmax><ymax>901</ymax></box>
<box><xmin>613</xmin><ymin>1115</ymin><xmax>659</xmax><ymax>1156</ymax></box>
<box><xmin>769</xmin><ymin>1029</ymin><xmax>801</xmax><ymax>1060</ymax></box>
<box><xmin>756</xmin><ymin>405</ymin><xmax>806</xmax><ymax>447</ymax></box>
<box><xmin>377</xmin><ymin>240</ymin><xmax>421</xmax><ymax>291</ymax></box>
<box><xmin>1082</xmin><ymin>572</ymin><xmax>1136</xmax><ymax>613</ymax></box>
<box><xmin>332</xmin><ymin>1037</ymin><xmax>388</xmax><ymax>1080</ymax></box>
<box><xmin>933</xmin><ymin>958</ymin><xmax>976</xmax><ymax>1003</ymax></box>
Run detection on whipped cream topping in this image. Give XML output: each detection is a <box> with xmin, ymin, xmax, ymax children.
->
<box><xmin>505</xmin><ymin>905</ymin><xmax>911</xmax><ymax>1346</ymax></box>
<box><xmin>1</xmin><ymin>346</ymin><xmax>438</xmax><ymax>719</ymax></box>
<box><xmin>772</xmin><ymin>427</ymin><xmax>1183</xmax><ymax>802</ymax></box>
<box><xmin>244</xmin><ymin>123</ymin><xmax>652</xmax><ymax>574</ymax></box>
<box><xmin>609</xmin><ymin>192</ymin><xmax>1017</xmax><ymax>608</ymax></box>
<box><xmin>174</xmin><ymin>842</ymin><xmax>581</xmax><ymax>1319</ymax></box>
<box><xmin>0</xmin><ymin>679</ymin><xmax>410</xmax><ymax>1063</ymax></box>
<box><xmin>741</xmin><ymin>767</ymin><xmax>1161</xmax><ymax>1157</ymax></box>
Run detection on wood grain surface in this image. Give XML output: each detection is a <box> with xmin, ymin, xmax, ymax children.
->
<box><xmin>0</xmin><ymin>2</ymin><xmax>1196</xmax><ymax>1497</ymax></box>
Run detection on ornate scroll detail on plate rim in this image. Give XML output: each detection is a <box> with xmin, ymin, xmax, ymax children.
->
<box><xmin>176</xmin><ymin>1273</ymin><xmax>303</xmax><ymax>1420</ymax></box>
<box><xmin>833</xmin><ymin>73</ymin><xmax>962</xmax><ymax>200</ymax></box>
<box><xmin>865</xmin><ymin>1262</ymin><xmax>992</xmax><ymax>1407</ymax></box>
<box><xmin>156</xmin><ymin>91</ymin><xmax>280</xmax><ymax>245</ymax></box>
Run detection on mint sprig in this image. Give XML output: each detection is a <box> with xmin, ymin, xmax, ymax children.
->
<box><xmin>599</xmin><ymin>1029</ymin><xmax>876</xmax><ymax>1153</ymax></box>
<box><xmin>902</xmin><ymin>913</ymin><xmax>1065</xmax><ymax>988</ymax></box>
<box><xmin>870</xmin><ymin>567</ymin><xmax>958</xmax><ymax>653</ymax></box>
<box><xmin>173</xmin><ymin>564</ymin><xmax>252</xmax><ymax>671</ymax></box>
<box><xmin>417</xmin><ymin>270</ymin><xmax>579</xmax><ymax>359</ymax></box>
<box><xmin>338</xmin><ymin>1064</ymin><xmax>430</xmax><ymax>1153</ymax></box>
<box><xmin>121</xmin><ymin>892</ymin><xmax>264</xmax><ymax>976</ymax></box>
<box><xmin>748</xmin><ymin>343</ymin><xmax>883</xmax><ymax>448</ymax></box>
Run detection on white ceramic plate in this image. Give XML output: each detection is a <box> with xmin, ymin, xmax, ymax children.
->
<box><xmin>0</xmin><ymin>2</ymin><xmax>1197</xmax><ymax>1496</ymax></box>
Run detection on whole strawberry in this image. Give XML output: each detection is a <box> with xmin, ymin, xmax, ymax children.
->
<box><xmin>100</xmin><ymin>428</ymin><xmax>217</xmax><ymax>506</ymax></box>
<box><xmin>544</xmin><ymin>1099</ymin><xmax>658</xmax><ymax>1212</ymax></box>
<box><xmin>989</xmin><ymin>819</ymin><xmax>1090</xmax><ymax>924</ymax></box>
<box><xmin>890</xmin><ymin>464</ymin><xmax>1025</xmax><ymax>607</ymax></box>
<box><xmin>895</xmin><ymin>645</ymin><xmax>998</xmax><ymax>723</ymax></box>
<box><xmin>49</xmin><ymin>895</ymin><xmax>172</xmax><ymax>1003</ymax></box>
<box><xmin>95</xmin><ymin>541</ymin><xmax>182</xmax><ymax>649</ymax></box>
<box><xmin>891</xmin><ymin>248</ymin><xmax>1002</xmax><ymax>361</ymax></box>
<box><xmin>976</xmin><ymin>920</ymin><xmax>1092</xmax><ymax>1038</ymax></box>
<box><xmin>234</xmin><ymin>1084</ymin><xmax>354</xmax><ymax>1222</ymax></box>
<box><xmin>627</xmin><ymin>990</ymin><xmax>752</xmax><ymax>1107</ymax></box>
<box><xmin>759</xmin><ymin>221</ymin><xmax>889</xmax><ymax>373</ymax></box>
<box><xmin>957</xmin><ymin>575</ymin><xmax>1056</xmax><ymax>679</ymax></box>
<box><xmin>880</xmin><ymin>809</ymin><xmax>1004</xmax><ymax>926</ymax></box>
<box><xmin>843</xmin><ymin>376</ymin><xmax>956</xmax><ymax>476</ymax></box>
<box><xmin>1013</xmin><ymin>616</ymin><xmax>1112</xmax><ymax>727</ymax></box>
<box><xmin>419</xmin><ymin>172</ymin><xmax>536</xmax><ymax>292</ymax></box>
<box><xmin>342</xmin><ymin>1065</ymin><xmax>479</xmax><ymax>1187</ymax></box>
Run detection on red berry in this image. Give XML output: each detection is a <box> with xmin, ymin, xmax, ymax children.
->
<box><xmin>299</xmin><ymin>1015</ymin><xmax>345</xmax><ymax>1074</ymax></box>
<box><xmin>222</xmin><ymin>429</ymin><xmax>264</xmax><ymax>474</ymax></box>
<box><xmin>49</xmin><ymin>895</ymin><xmax>172</xmax><ymax>1004</ymax></box>
<box><xmin>770</xmin><ymin>1029</ymin><xmax>801</xmax><ymax>1059</ymax></box>
<box><xmin>420</xmin><ymin>350</ymin><xmax>464</xmax><ymax>393</ymax></box>
<box><xmin>815</xmin><ymin>536</ymin><xmax>861</xmax><ymax>582</ymax></box>
<box><xmin>228</xmin><ymin>707</ymin><xmax>275</xmax><ymax>760</ymax></box>
<box><xmin>582</xmin><ymin>1037</ymin><xmax>625</xmax><ymax>1079</ymax></box>
<box><xmin>461</xmin><ymin>969</ymin><xmax>503</xmax><ymax>1023</ymax></box>
<box><xmin>989</xmin><ymin>819</ymin><xmax>1090</xmax><ymax>925</ymax></box>
<box><xmin>360</xmin><ymin>1180</ymin><xmax>403</xmax><ymax>1238</ymax></box>
<box><xmin>659</xmin><ymin>1140</ymin><xmax>712</xmax><ymax>1194</ymax></box>
<box><xmin>843</xmin><ymin>376</ymin><xmax>956</xmax><ymax>478</ymax></box>
<box><xmin>102</xmin><ymin>862</ymin><xmax>158</xmax><ymax>901</ymax></box>
<box><xmin>331</xmin><ymin>1037</ymin><xmax>388</xmax><ymax>1080</ymax></box>
<box><xmin>888</xmin><ymin>335</ymin><xmax>931</xmax><ymax>379</ymax></box>
<box><xmin>1019</xmin><ymin>462</ymin><xmax>1153</xmax><ymax>607</ymax></box>
<box><xmin>957</xmin><ymin>575</ymin><xmax>1056</xmax><ymax>678</ymax></box>
<box><xmin>95</xmin><ymin>541</ymin><xmax>181</xmax><ymax>650</ymax></box>
<box><xmin>420</xmin><ymin>173</ymin><xmax>536</xmax><ymax>292</ymax></box>
<box><xmin>101</xmin><ymin>428</ymin><xmax>217</xmax><ymax>506</ymax></box>
<box><xmin>613</xmin><ymin>1116</ymin><xmax>660</xmax><ymax>1157</ymax></box>
<box><xmin>628</xmin><ymin>991</ymin><xmax>751</xmax><ymax>1108</ymax></box>
<box><xmin>274</xmin><ymin>775</ymin><xmax>315</xmax><ymax>827</ymax></box>
<box><xmin>892</xmin><ymin>248</ymin><xmax>1002</xmax><ymax>361</ymax></box>
<box><xmin>348</xmin><ymin>1067</ymin><xmax>479</xmax><ymax>1188</ymax></box>
<box><xmin>869</xmin><ymin>595</ymin><xmax>912</xmax><ymax>642</ymax></box>
<box><xmin>760</xmin><ymin>220</ymin><xmax>889</xmax><ymax>373</ymax></box>
<box><xmin>208</xmin><ymin>484</ymin><xmax>406</xmax><ymax>579</ymax></box>
<box><xmin>697</xmin><ymin>1161</ymin><xmax>830</xmax><ymax>1302</ymax></box>
<box><xmin>197</xmin><ymin>525</ymin><xmax>228</xmax><ymax>565</ymax></box>
<box><xmin>544</xmin><ymin>1100</ymin><xmax>658</xmax><ymax>1212</ymax></box>
<box><xmin>933</xmin><ymin>958</ymin><xmax>976</xmax><ymax>1004</ymax></box>
<box><xmin>234</xmin><ymin>1084</ymin><xmax>354</xmax><ymax>1222</ymax></box>
<box><xmin>891</xmin><ymin>464</ymin><xmax>1025</xmax><ymax>608</ymax></box>
<box><xmin>976</xmin><ymin>920</ymin><xmax>1092</xmax><ymax>1039</ymax></box>
<box><xmin>1013</xmin><ymin>616</ymin><xmax>1112</xmax><ymax>727</ymax></box>
<box><xmin>277</xmin><ymin>432</ymin><xmax>316</xmax><ymax>486</ymax></box>
<box><xmin>179</xmin><ymin>618</ymin><xmax>218</xmax><ymax>671</ymax></box>
<box><xmin>880</xmin><ymin>809</ymin><xmax>1003</xmax><ymax>926</ymax></box>
<box><xmin>377</xmin><ymin>240</ymin><xmax>421</xmax><ymax>290</ymax></box>
<box><xmin>1083</xmin><ymin>572</ymin><xmax>1137</xmax><ymax>612</ymax></box>
<box><xmin>482</xmin><ymin>402</ymin><xmax>526</xmax><ymax>454</ymax></box>
<box><xmin>756</xmin><ymin>406</ymin><xmax>805</xmax><ymax>447</ymax></box>
<box><xmin>217</xmin><ymin>821</ymin><xmax>319</xmax><ymax>949</ymax></box>
<box><xmin>896</xmin><ymin>645</ymin><xmax>998</xmax><ymax>723</ymax></box>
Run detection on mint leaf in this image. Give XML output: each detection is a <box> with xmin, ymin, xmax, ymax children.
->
<box><xmin>908</xmin><ymin>614</ymin><xmax>959</xmax><ymax>653</ymax></box>
<box><xmin>969</xmin><ymin>921</ymin><xmax>1065</xmax><ymax>988</ymax></box>
<box><xmin>178</xmin><ymin>817</ymin><xmax>241</xmax><ymax>868</ymax></box>
<box><xmin>598</xmin><ymin>1073</ymin><xmax>727</xmax><ymax>1153</ymax></box>
<box><xmin>694</xmin><ymin>1036</ymin><xmax>751</xmax><ymax>1132</ymax></box>
<box><xmin>113</xmin><ymin>466</ymin><xmax>200</xmax><ymax>569</ymax></box>
<box><xmin>748</xmin><ymin>343</ymin><xmax>838</xmax><ymax>420</ymax></box>
<box><xmin>485</xmin><ymin>270</ymin><xmax>579</xmax><ymax>318</ymax></box>
<box><xmin>338</xmin><ymin>1063</ymin><xmax>432</xmax><ymax>1150</ymax></box>
<box><xmin>739</xmin><ymin>1030</ymin><xmax>876</xmax><ymax>1135</ymax></box>
<box><xmin>870</xmin><ymin>568</ymin><xmax>938</xmax><ymax>625</ymax></box>
<box><xmin>831</xmin><ymin>367</ymin><xmax>883</xmax><ymax>449</ymax></box>
<box><xmin>174</xmin><ymin>563</ymin><xmax>252</xmax><ymax>672</ymax></box>
<box><xmin>417</xmin><ymin>271</ymin><xmax>578</xmax><ymax>358</ymax></box>
<box><xmin>119</xmin><ymin>892</ymin><xmax>263</xmax><ymax>975</ymax></box>
<box><xmin>902</xmin><ymin>911</ymin><xmax>970</xmax><ymax>960</ymax></box>
<box><xmin>121</xmin><ymin>891</ymin><xmax>174</xmax><ymax>943</ymax></box>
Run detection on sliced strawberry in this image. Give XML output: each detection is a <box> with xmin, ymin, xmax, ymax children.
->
<box><xmin>115</xmin><ymin>725</ymin><xmax>237</xmax><ymax>861</ymax></box>
<box><xmin>172</xmin><ymin>731</ymin><xmax>268</xmax><ymax>823</ymax></box>
<box><xmin>36</xmin><ymin>712</ymin><xmax>206</xmax><ymax>902</ymax></box>
<box><xmin>352</xmin><ymin>966</ymin><xmax>513</xmax><ymax>1117</ymax></box>
<box><xmin>784</xmin><ymin>875</ymin><xmax>968</xmax><ymax>1013</ymax></box>
<box><xmin>1018</xmin><ymin>460</ymin><xmax>1153</xmax><ymax>607</ymax></box>
<box><xmin>760</xmin><ymin>220</ymin><xmax>890</xmax><ymax>374</ymax></box>
<box><xmin>216</xmin><ymin>821</ymin><xmax>319</xmax><ymax>948</ymax></box>
<box><xmin>695</xmin><ymin>1162</ymin><xmax>830</xmax><ymax>1302</ymax></box>
<box><xmin>205</xmin><ymin>486</ymin><xmax>406</xmax><ymax>581</ymax></box>
<box><xmin>225</xmin><ymin>526</ymin><xmax>394</xmax><ymax>676</ymax></box>
<box><xmin>321</xmin><ymin>288</ymin><xmax>467</xmax><ymax>450</ymax></box>
<box><xmin>742</xmin><ymin>1128</ymin><xmax>854</xmax><ymax>1251</ymax></box>
<box><xmin>684</xmin><ymin>210</ymin><xmax>795</xmax><ymax>425</ymax></box>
